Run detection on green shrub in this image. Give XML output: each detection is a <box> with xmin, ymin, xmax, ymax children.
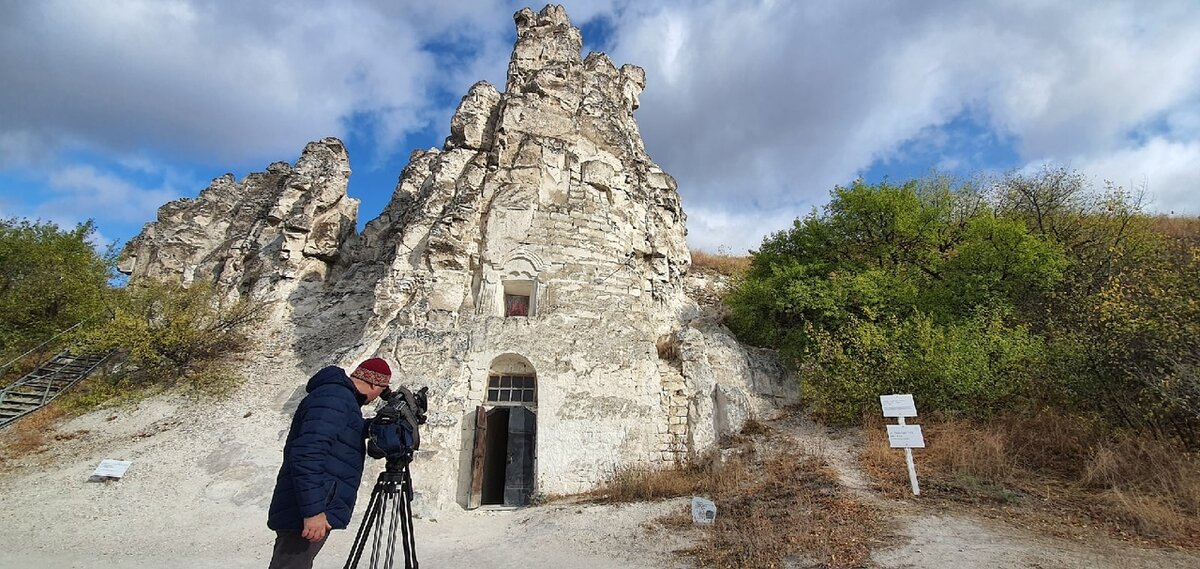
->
<box><xmin>803</xmin><ymin>310</ymin><xmax>1045</xmax><ymax>424</ymax></box>
<box><xmin>728</xmin><ymin>169</ymin><xmax>1200</xmax><ymax>447</ymax></box>
<box><xmin>79</xmin><ymin>280</ymin><xmax>266</xmax><ymax>396</ymax></box>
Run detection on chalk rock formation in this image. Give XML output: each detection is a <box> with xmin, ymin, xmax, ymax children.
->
<box><xmin>119</xmin><ymin>5</ymin><xmax>796</xmax><ymax>512</ymax></box>
<box><xmin>118</xmin><ymin>138</ymin><xmax>357</xmax><ymax>298</ymax></box>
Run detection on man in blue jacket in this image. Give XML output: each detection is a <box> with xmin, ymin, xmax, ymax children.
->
<box><xmin>267</xmin><ymin>358</ymin><xmax>391</xmax><ymax>569</ymax></box>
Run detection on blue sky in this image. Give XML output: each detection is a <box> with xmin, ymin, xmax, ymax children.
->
<box><xmin>2</xmin><ymin>1</ymin><xmax>1198</xmax><ymax>254</ymax></box>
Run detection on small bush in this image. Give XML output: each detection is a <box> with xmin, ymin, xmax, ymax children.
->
<box><xmin>78</xmin><ymin>280</ymin><xmax>266</xmax><ymax>397</ymax></box>
<box><xmin>804</xmin><ymin>310</ymin><xmax>1046</xmax><ymax>424</ymax></box>
<box><xmin>55</xmin><ymin>374</ymin><xmax>157</xmax><ymax>415</ymax></box>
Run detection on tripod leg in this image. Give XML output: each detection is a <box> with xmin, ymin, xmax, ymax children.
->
<box><xmin>369</xmin><ymin>489</ymin><xmax>391</xmax><ymax>569</ymax></box>
<box><xmin>345</xmin><ymin>482</ymin><xmax>385</xmax><ymax>569</ymax></box>
<box><xmin>385</xmin><ymin>487</ymin><xmax>402</xmax><ymax>569</ymax></box>
<box><xmin>402</xmin><ymin>470</ymin><xmax>418</xmax><ymax>569</ymax></box>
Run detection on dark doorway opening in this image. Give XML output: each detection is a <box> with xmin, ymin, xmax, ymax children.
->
<box><xmin>470</xmin><ymin>405</ymin><xmax>537</xmax><ymax>508</ymax></box>
<box><xmin>481</xmin><ymin>408</ymin><xmax>510</xmax><ymax>505</ymax></box>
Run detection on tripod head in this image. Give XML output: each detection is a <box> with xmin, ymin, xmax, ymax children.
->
<box><xmin>384</xmin><ymin>455</ymin><xmax>412</xmax><ymax>474</ymax></box>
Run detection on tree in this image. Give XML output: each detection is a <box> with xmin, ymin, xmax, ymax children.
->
<box><xmin>726</xmin><ymin>176</ymin><xmax>1066</xmax><ymax>422</ymax></box>
<box><xmin>0</xmin><ymin>218</ymin><xmax>113</xmax><ymax>358</ymax></box>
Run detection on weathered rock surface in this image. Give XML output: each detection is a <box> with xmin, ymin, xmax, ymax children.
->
<box><xmin>119</xmin><ymin>138</ymin><xmax>358</xmax><ymax>299</ymax></box>
<box><xmin>119</xmin><ymin>4</ymin><xmax>796</xmax><ymax>512</ymax></box>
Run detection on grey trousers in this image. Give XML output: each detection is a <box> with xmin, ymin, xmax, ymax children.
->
<box><xmin>268</xmin><ymin>531</ymin><xmax>329</xmax><ymax>569</ymax></box>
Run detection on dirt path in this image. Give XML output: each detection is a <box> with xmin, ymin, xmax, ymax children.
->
<box><xmin>779</xmin><ymin>417</ymin><xmax>1198</xmax><ymax>569</ymax></box>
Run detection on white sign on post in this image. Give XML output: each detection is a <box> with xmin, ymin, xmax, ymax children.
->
<box><xmin>880</xmin><ymin>394</ymin><xmax>921</xmax><ymax>496</ymax></box>
<box><xmin>886</xmin><ymin>424</ymin><xmax>926</xmax><ymax>448</ymax></box>
<box><xmin>880</xmin><ymin>394</ymin><xmax>917</xmax><ymax>417</ymax></box>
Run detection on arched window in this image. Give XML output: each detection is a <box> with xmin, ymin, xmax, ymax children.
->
<box><xmin>497</xmin><ymin>250</ymin><xmax>544</xmax><ymax>318</ymax></box>
<box><xmin>503</xmin><ymin>280</ymin><xmax>533</xmax><ymax>317</ymax></box>
<box><xmin>486</xmin><ymin>374</ymin><xmax>536</xmax><ymax>403</ymax></box>
<box><xmin>485</xmin><ymin>353</ymin><xmax>536</xmax><ymax>405</ymax></box>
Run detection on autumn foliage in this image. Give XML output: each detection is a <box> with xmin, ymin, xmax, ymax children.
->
<box><xmin>727</xmin><ymin>168</ymin><xmax>1200</xmax><ymax>449</ymax></box>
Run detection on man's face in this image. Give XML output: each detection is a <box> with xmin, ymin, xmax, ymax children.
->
<box><xmin>351</xmin><ymin>378</ymin><xmax>388</xmax><ymax>404</ymax></box>
<box><xmin>363</xmin><ymin>383</ymin><xmax>386</xmax><ymax>404</ymax></box>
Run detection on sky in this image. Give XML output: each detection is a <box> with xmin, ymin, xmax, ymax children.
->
<box><xmin>1</xmin><ymin>0</ymin><xmax>1198</xmax><ymax>254</ymax></box>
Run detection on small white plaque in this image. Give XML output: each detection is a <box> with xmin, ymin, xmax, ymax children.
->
<box><xmin>887</xmin><ymin>425</ymin><xmax>925</xmax><ymax>448</ymax></box>
<box><xmin>691</xmin><ymin>496</ymin><xmax>717</xmax><ymax>525</ymax></box>
<box><xmin>92</xmin><ymin>459</ymin><xmax>132</xmax><ymax>479</ymax></box>
<box><xmin>880</xmin><ymin>394</ymin><xmax>917</xmax><ymax>418</ymax></box>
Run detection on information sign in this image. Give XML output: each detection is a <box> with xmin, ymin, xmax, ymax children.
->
<box><xmin>92</xmin><ymin>459</ymin><xmax>132</xmax><ymax>479</ymax></box>
<box><xmin>880</xmin><ymin>394</ymin><xmax>917</xmax><ymax>417</ymax></box>
<box><xmin>886</xmin><ymin>425</ymin><xmax>926</xmax><ymax>448</ymax></box>
<box><xmin>880</xmin><ymin>393</ymin><xmax>922</xmax><ymax>495</ymax></box>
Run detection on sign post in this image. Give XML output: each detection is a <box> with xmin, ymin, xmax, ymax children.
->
<box><xmin>880</xmin><ymin>394</ymin><xmax>923</xmax><ymax>496</ymax></box>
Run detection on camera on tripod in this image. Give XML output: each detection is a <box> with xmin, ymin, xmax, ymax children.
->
<box><xmin>348</xmin><ymin>385</ymin><xmax>429</xmax><ymax>569</ymax></box>
<box><xmin>367</xmin><ymin>386</ymin><xmax>429</xmax><ymax>467</ymax></box>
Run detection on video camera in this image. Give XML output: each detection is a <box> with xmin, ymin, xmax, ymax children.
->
<box><xmin>350</xmin><ymin>385</ymin><xmax>428</xmax><ymax>569</ymax></box>
<box><xmin>366</xmin><ymin>386</ymin><xmax>428</xmax><ymax>468</ymax></box>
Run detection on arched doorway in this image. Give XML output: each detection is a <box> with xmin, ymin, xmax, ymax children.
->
<box><xmin>469</xmin><ymin>354</ymin><xmax>537</xmax><ymax>508</ymax></box>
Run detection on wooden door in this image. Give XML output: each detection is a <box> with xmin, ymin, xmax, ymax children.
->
<box><xmin>503</xmin><ymin>406</ymin><xmax>536</xmax><ymax>506</ymax></box>
<box><xmin>467</xmin><ymin>405</ymin><xmax>487</xmax><ymax>509</ymax></box>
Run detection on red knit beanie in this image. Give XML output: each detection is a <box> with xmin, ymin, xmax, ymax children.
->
<box><xmin>350</xmin><ymin>358</ymin><xmax>391</xmax><ymax>387</ymax></box>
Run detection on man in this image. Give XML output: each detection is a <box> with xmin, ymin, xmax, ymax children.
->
<box><xmin>267</xmin><ymin>357</ymin><xmax>391</xmax><ymax>569</ymax></box>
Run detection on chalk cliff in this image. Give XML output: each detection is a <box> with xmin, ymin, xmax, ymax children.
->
<box><xmin>120</xmin><ymin>4</ymin><xmax>796</xmax><ymax>511</ymax></box>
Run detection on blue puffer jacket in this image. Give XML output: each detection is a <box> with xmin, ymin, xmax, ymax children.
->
<box><xmin>267</xmin><ymin>366</ymin><xmax>367</xmax><ymax>531</ymax></box>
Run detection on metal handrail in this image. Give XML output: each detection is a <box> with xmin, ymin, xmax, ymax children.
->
<box><xmin>0</xmin><ymin>321</ymin><xmax>86</xmax><ymax>383</ymax></box>
<box><xmin>0</xmin><ymin>350</ymin><xmax>114</xmax><ymax>429</ymax></box>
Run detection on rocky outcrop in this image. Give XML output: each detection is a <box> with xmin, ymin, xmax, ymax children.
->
<box><xmin>119</xmin><ymin>5</ymin><xmax>795</xmax><ymax>511</ymax></box>
<box><xmin>118</xmin><ymin>138</ymin><xmax>357</xmax><ymax>299</ymax></box>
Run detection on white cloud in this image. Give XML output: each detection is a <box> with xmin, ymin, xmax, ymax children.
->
<box><xmin>1068</xmin><ymin>138</ymin><xmax>1200</xmax><ymax>215</ymax></box>
<box><xmin>2</xmin><ymin>0</ymin><xmax>1199</xmax><ymax>254</ymax></box>
<box><xmin>684</xmin><ymin>203</ymin><xmax>801</xmax><ymax>255</ymax></box>
<box><xmin>600</xmin><ymin>0</ymin><xmax>1200</xmax><ymax>249</ymax></box>
<box><xmin>0</xmin><ymin>0</ymin><xmax>523</xmax><ymax>166</ymax></box>
<box><xmin>42</xmin><ymin>165</ymin><xmax>185</xmax><ymax>224</ymax></box>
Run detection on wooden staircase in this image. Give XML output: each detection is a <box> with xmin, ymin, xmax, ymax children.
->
<box><xmin>0</xmin><ymin>350</ymin><xmax>111</xmax><ymax>428</ymax></box>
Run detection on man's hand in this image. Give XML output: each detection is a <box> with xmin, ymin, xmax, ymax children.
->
<box><xmin>302</xmin><ymin>512</ymin><xmax>332</xmax><ymax>543</ymax></box>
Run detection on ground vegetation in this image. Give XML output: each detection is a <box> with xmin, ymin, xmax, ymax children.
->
<box><xmin>725</xmin><ymin>167</ymin><xmax>1200</xmax><ymax>544</ymax></box>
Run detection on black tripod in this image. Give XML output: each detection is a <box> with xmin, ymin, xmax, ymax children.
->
<box><xmin>344</xmin><ymin>458</ymin><xmax>418</xmax><ymax>569</ymax></box>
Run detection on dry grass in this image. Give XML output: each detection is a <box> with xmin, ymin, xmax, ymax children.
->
<box><xmin>655</xmin><ymin>333</ymin><xmax>681</xmax><ymax>364</ymax></box>
<box><xmin>861</xmin><ymin>412</ymin><xmax>1200</xmax><ymax>546</ymax></box>
<box><xmin>1149</xmin><ymin>215</ymin><xmax>1200</xmax><ymax>244</ymax></box>
<box><xmin>691</xmin><ymin>250</ymin><xmax>752</xmax><ymax>277</ymax></box>
<box><xmin>586</xmin><ymin>420</ymin><xmax>884</xmax><ymax>569</ymax></box>
<box><xmin>678</xmin><ymin>450</ymin><xmax>881</xmax><ymax>569</ymax></box>
<box><xmin>0</xmin><ymin>404</ymin><xmax>67</xmax><ymax>459</ymax></box>
<box><xmin>0</xmin><ymin>375</ymin><xmax>137</xmax><ymax>469</ymax></box>
<box><xmin>588</xmin><ymin>456</ymin><xmax>747</xmax><ymax>503</ymax></box>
